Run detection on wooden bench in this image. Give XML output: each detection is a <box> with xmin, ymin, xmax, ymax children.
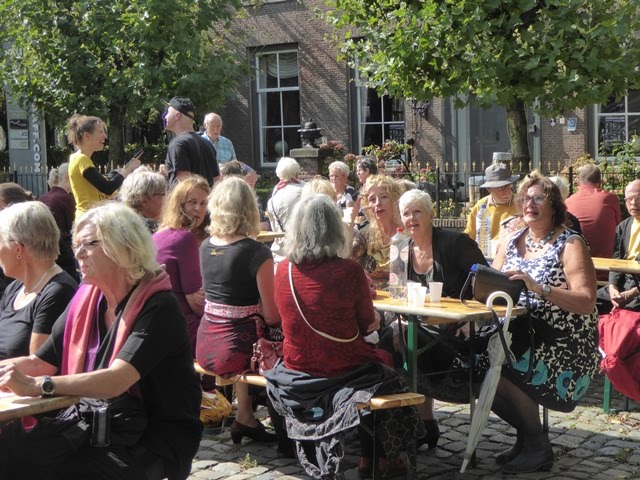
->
<box><xmin>195</xmin><ymin>362</ymin><xmax>425</xmax><ymax>478</ymax></box>
<box><xmin>194</xmin><ymin>362</ymin><xmax>425</xmax><ymax>410</ymax></box>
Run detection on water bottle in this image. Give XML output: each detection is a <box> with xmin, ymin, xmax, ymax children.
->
<box><xmin>389</xmin><ymin>228</ymin><xmax>409</xmax><ymax>299</ymax></box>
<box><xmin>476</xmin><ymin>203</ymin><xmax>492</xmax><ymax>258</ymax></box>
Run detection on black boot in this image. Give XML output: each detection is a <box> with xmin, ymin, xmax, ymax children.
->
<box><xmin>501</xmin><ymin>432</ymin><xmax>554</xmax><ymax>473</ymax></box>
<box><xmin>495</xmin><ymin>430</ymin><xmax>523</xmax><ymax>465</ymax></box>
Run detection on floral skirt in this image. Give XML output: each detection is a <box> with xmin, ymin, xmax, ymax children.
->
<box><xmin>195</xmin><ymin>301</ymin><xmax>261</xmax><ymax>379</ymax></box>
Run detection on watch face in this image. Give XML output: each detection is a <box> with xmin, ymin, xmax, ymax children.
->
<box><xmin>42</xmin><ymin>377</ymin><xmax>55</xmax><ymax>395</ymax></box>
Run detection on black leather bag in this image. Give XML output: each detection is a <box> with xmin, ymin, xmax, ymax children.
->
<box><xmin>461</xmin><ymin>263</ymin><xmax>525</xmax><ymax>305</ymax></box>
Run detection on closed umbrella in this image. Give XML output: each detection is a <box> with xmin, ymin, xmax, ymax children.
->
<box><xmin>460</xmin><ymin>291</ymin><xmax>514</xmax><ymax>473</ymax></box>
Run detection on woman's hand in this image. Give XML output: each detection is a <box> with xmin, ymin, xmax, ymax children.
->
<box><xmin>609</xmin><ymin>284</ymin><xmax>639</xmax><ymax>309</ymax></box>
<box><xmin>0</xmin><ymin>364</ymin><xmax>39</xmax><ymax>397</ymax></box>
<box><xmin>503</xmin><ymin>269</ymin><xmax>544</xmax><ymax>296</ymax></box>
<box><xmin>367</xmin><ymin>310</ymin><xmax>381</xmax><ymax>334</ymax></box>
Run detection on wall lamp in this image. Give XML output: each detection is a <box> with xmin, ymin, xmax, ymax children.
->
<box><xmin>411</xmin><ymin>100</ymin><xmax>431</xmax><ymax>120</ymax></box>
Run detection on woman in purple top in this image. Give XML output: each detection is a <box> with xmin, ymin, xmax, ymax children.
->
<box><xmin>153</xmin><ymin>176</ymin><xmax>209</xmax><ymax>352</ymax></box>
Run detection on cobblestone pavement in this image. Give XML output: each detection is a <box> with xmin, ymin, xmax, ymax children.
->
<box><xmin>189</xmin><ymin>376</ymin><xmax>640</xmax><ymax>479</ymax></box>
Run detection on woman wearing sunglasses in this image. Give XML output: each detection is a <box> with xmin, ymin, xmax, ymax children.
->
<box><xmin>489</xmin><ymin>172</ymin><xmax>598</xmax><ymax>474</ymax></box>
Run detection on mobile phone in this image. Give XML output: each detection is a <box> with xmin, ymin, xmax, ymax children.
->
<box><xmin>133</xmin><ymin>148</ymin><xmax>144</xmax><ymax>158</ymax></box>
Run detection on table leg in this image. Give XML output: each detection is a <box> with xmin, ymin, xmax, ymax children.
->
<box><xmin>407</xmin><ymin>315</ymin><xmax>418</xmax><ymax>392</ymax></box>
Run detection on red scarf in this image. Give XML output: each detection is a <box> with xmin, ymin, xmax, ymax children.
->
<box><xmin>274</xmin><ymin>178</ymin><xmax>300</xmax><ymax>193</ymax></box>
<box><xmin>61</xmin><ymin>270</ymin><xmax>172</xmax><ymax>375</ymax></box>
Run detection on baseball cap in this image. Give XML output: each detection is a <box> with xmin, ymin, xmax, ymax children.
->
<box><xmin>164</xmin><ymin>96</ymin><xmax>195</xmax><ymax>120</ymax></box>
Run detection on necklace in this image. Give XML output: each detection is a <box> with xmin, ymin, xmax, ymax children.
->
<box><xmin>23</xmin><ymin>264</ymin><xmax>57</xmax><ymax>294</ymax></box>
<box><xmin>525</xmin><ymin>229</ymin><xmax>555</xmax><ymax>253</ymax></box>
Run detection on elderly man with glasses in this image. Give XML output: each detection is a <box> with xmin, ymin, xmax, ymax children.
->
<box><xmin>597</xmin><ymin>179</ymin><xmax>640</xmax><ymax>312</ymax></box>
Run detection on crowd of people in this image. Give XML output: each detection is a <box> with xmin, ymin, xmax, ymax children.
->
<box><xmin>0</xmin><ymin>98</ymin><xmax>624</xmax><ymax>478</ymax></box>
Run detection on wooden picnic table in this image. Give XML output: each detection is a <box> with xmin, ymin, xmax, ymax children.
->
<box><xmin>0</xmin><ymin>391</ymin><xmax>80</xmax><ymax>423</ymax></box>
<box><xmin>256</xmin><ymin>231</ymin><xmax>284</xmax><ymax>243</ymax></box>
<box><xmin>373</xmin><ymin>290</ymin><xmax>526</xmax><ymax>391</ymax></box>
<box><xmin>592</xmin><ymin>257</ymin><xmax>640</xmax><ymax>275</ymax></box>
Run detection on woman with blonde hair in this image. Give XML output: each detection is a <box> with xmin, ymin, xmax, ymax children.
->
<box><xmin>351</xmin><ymin>174</ymin><xmax>404</xmax><ymax>289</ymax></box>
<box><xmin>196</xmin><ymin>176</ymin><xmax>281</xmax><ymax>446</ymax></box>
<box><xmin>153</xmin><ymin>176</ymin><xmax>209</xmax><ymax>351</ymax></box>
<box><xmin>66</xmin><ymin>114</ymin><xmax>141</xmax><ymax>219</ymax></box>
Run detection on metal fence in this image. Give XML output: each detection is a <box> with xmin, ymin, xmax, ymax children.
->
<box><xmin>0</xmin><ymin>169</ymin><xmax>48</xmax><ymax>197</ymax></box>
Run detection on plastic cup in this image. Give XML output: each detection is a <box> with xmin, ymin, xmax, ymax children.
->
<box><xmin>411</xmin><ymin>286</ymin><xmax>428</xmax><ymax>308</ymax></box>
<box><xmin>406</xmin><ymin>282</ymin><xmax>421</xmax><ymax>305</ymax></box>
<box><xmin>428</xmin><ymin>282</ymin><xmax>443</xmax><ymax>303</ymax></box>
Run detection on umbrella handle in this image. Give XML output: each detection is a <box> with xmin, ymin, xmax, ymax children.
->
<box><xmin>486</xmin><ymin>291</ymin><xmax>513</xmax><ymax>330</ymax></box>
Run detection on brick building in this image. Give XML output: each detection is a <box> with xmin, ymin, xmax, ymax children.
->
<box><xmin>220</xmin><ymin>0</ymin><xmax>637</xmax><ymax>181</ymax></box>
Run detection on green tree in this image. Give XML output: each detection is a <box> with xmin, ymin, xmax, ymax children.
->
<box><xmin>326</xmin><ymin>0</ymin><xmax>640</xmax><ymax>169</ymax></box>
<box><xmin>0</xmin><ymin>0</ymin><xmax>245</xmax><ymax>165</ymax></box>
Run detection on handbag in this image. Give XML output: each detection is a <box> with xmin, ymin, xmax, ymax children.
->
<box><xmin>460</xmin><ymin>263</ymin><xmax>525</xmax><ymax>305</ymax></box>
<box><xmin>199</xmin><ymin>389</ymin><xmax>233</xmax><ymax>425</ymax></box>
<box><xmin>250</xmin><ymin>314</ymin><xmax>284</xmax><ymax>374</ymax></box>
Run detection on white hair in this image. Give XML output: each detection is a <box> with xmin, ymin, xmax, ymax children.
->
<box><xmin>399</xmin><ymin>189</ymin><xmax>434</xmax><ymax>217</ymax></box>
<box><xmin>275</xmin><ymin>157</ymin><xmax>301</xmax><ymax>181</ymax></box>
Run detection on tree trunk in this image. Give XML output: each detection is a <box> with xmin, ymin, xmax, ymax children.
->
<box><xmin>108</xmin><ymin>106</ymin><xmax>125</xmax><ymax>170</ymax></box>
<box><xmin>506</xmin><ymin>101</ymin><xmax>530</xmax><ymax>172</ymax></box>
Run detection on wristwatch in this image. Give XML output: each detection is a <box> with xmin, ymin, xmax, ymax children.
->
<box><xmin>40</xmin><ymin>376</ymin><xmax>55</xmax><ymax>398</ymax></box>
<box><xmin>540</xmin><ymin>284</ymin><xmax>552</xmax><ymax>299</ymax></box>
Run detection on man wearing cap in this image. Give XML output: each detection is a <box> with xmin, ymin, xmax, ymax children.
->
<box><xmin>202</xmin><ymin>113</ymin><xmax>237</xmax><ymax>165</ymax></box>
<box><xmin>163</xmin><ymin>96</ymin><xmax>219</xmax><ymax>188</ymax></box>
<box><xmin>464</xmin><ymin>162</ymin><xmax>520</xmax><ymax>255</ymax></box>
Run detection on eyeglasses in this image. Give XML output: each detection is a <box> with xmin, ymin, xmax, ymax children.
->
<box><xmin>625</xmin><ymin>195</ymin><xmax>640</xmax><ymax>203</ymax></box>
<box><xmin>153</xmin><ymin>192</ymin><xmax>166</xmax><ymax>197</ymax></box>
<box><xmin>519</xmin><ymin>194</ymin><xmax>548</xmax><ymax>206</ymax></box>
<box><xmin>73</xmin><ymin>239</ymin><xmax>101</xmax><ymax>252</ymax></box>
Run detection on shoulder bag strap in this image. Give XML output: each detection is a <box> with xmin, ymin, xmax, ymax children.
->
<box><xmin>288</xmin><ymin>262</ymin><xmax>359</xmax><ymax>343</ymax></box>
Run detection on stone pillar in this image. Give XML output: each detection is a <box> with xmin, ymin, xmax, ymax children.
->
<box><xmin>290</xmin><ymin>147</ymin><xmax>320</xmax><ymax>176</ymax></box>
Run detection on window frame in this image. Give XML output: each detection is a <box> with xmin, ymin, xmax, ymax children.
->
<box><xmin>253</xmin><ymin>48</ymin><xmax>301</xmax><ymax>168</ymax></box>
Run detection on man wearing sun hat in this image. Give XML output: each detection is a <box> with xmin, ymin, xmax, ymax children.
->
<box><xmin>464</xmin><ymin>161</ymin><xmax>521</xmax><ymax>255</ymax></box>
<box><xmin>163</xmin><ymin>96</ymin><xmax>219</xmax><ymax>188</ymax></box>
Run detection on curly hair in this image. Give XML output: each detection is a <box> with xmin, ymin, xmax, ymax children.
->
<box><xmin>359</xmin><ymin>174</ymin><xmax>404</xmax><ymax>253</ymax></box>
<box><xmin>517</xmin><ymin>172</ymin><xmax>568</xmax><ymax>228</ymax></box>
<box><xmin>159</xmin><ymin>176</ymin><xmax>210</xmax><ymax>237</ymax></box>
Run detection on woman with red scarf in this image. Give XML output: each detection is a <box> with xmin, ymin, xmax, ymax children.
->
<box><xmin>0</xmin><ymin>202</ymin><xmax>202</xmax><ymax>480</ymax></box>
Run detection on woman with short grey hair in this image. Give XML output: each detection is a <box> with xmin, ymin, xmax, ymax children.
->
<box><xmin>329</xmin><ymin>160</ymin><xmax>357</xmax><ymax>212</ymax></box>
<box><xmin>266</xmin><ymin>194</ymin><xmax>422</xmax><ymax>477</ymax></box>
<box><xmin>119</xmin><ymin>166</ymin><xmax>168</xmax><ymax>232</ymax></box>
<box><xmin>0</xmin><ymin>201</ymin><xmax>77</xmax><ymax>359</ymax></box>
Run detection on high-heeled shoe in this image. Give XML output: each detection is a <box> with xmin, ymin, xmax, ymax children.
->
<box><xmin>416</xmin><ymin>419</ymin><xmax>440</xmax><ymax>449</ymax></box>
<box><xmin>229</xmin><ymin>419</ymin><xmax>277</xmax><ymax>444</ymax></box>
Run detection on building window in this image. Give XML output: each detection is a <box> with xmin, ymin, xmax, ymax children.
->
<box><xmin>254</xmin><ymin>49</ymin><xmax>300</xmax><ymax>166</ymax></box>
<box><xmin>352</xmin><ymin>59</ymin><xmax>405</xmax><ymax>153</ymax></box>
<box><xmin>597</xmin><ymin>90</ymin><xmax>640</xmax><ymax>155</ymax></box>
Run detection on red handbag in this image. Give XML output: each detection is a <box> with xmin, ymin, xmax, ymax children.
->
<box><xmin>251</xmin><ymin>337</ymin><xmax>283</xmax><ymax>374</ymax></box>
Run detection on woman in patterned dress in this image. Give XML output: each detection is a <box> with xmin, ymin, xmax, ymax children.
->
<box><xmin>491</xmin><ymin>172</ymin><xmax>599</xmax><ymax>473</ymax></box>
